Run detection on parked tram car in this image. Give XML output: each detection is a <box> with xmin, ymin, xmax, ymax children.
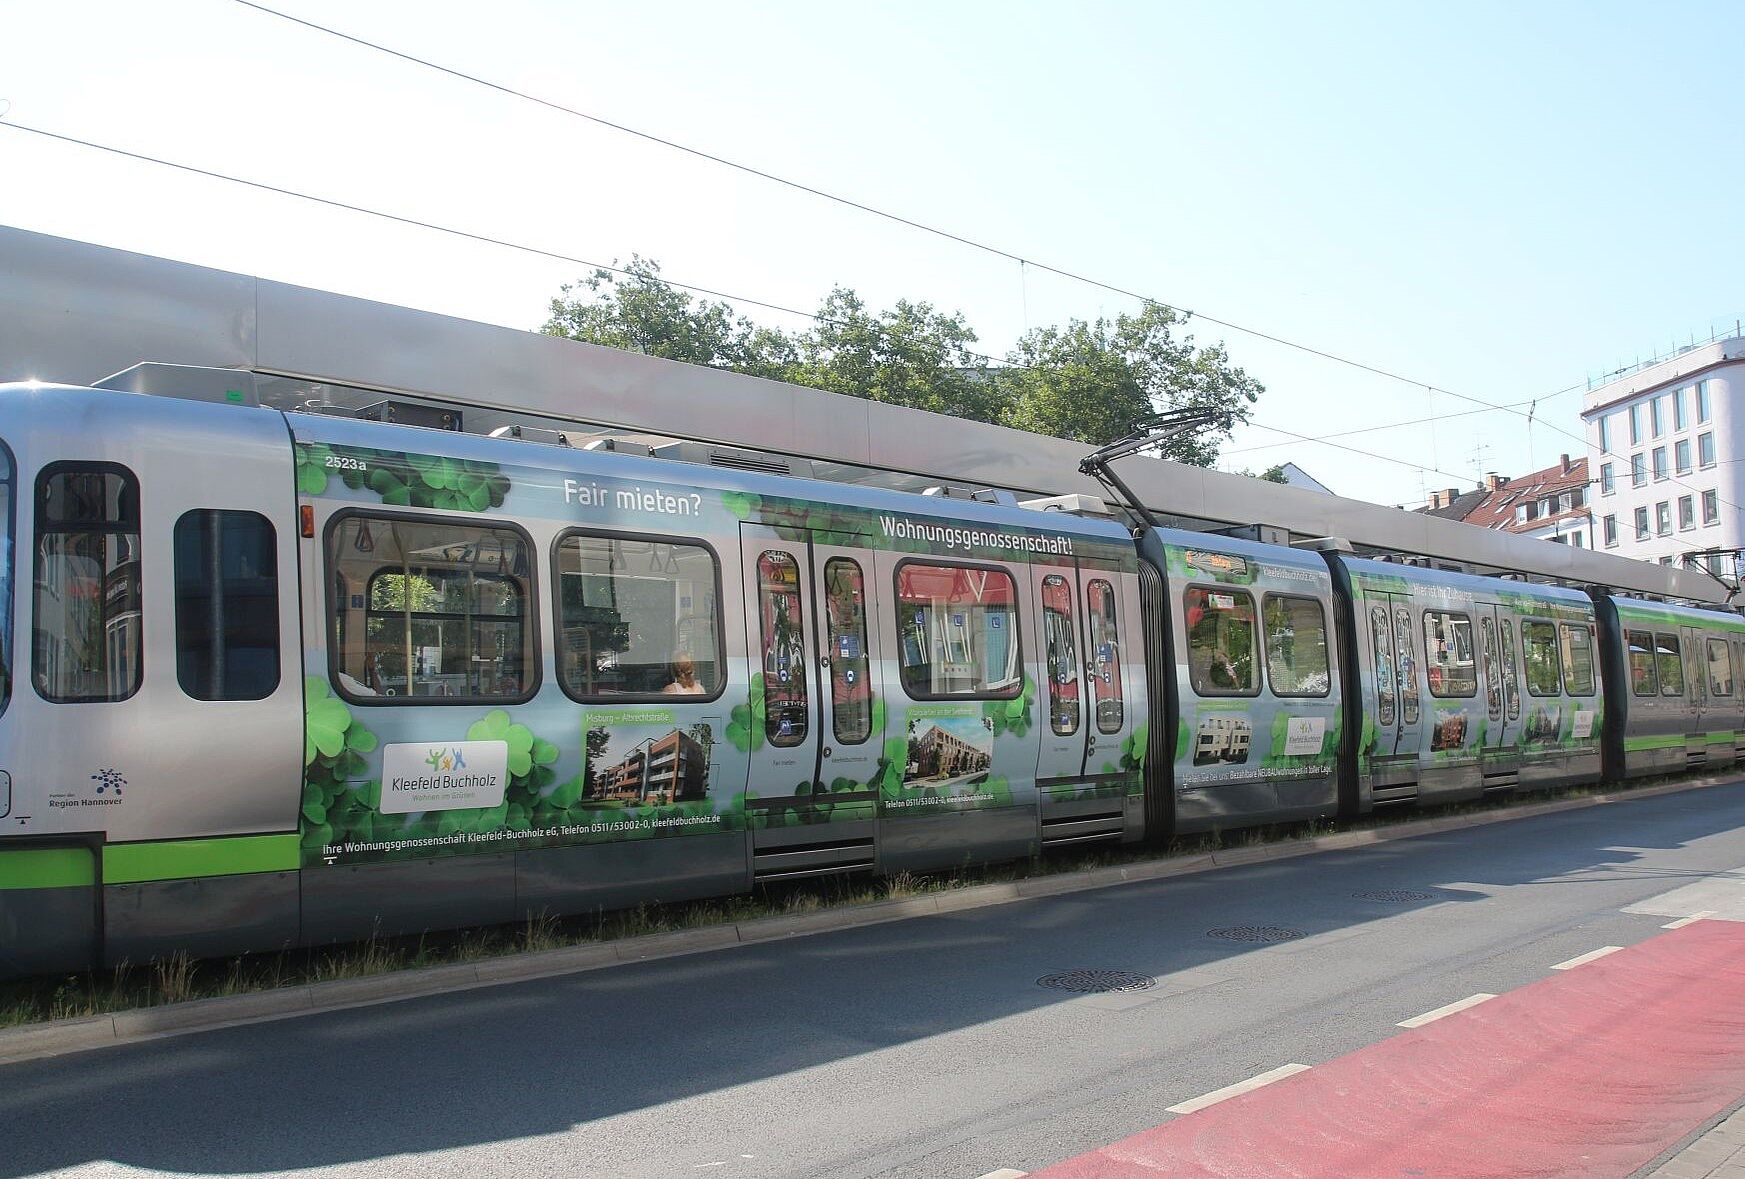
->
<box><xmin>0</xmin><ymin>380</ymin><xmax>1740</xmax><ymax>977</ymax></box>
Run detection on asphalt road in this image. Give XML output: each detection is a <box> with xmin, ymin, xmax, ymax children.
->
<box><xmin>8</xmin><ymin>780</ymin><xmax>1745</xmax><ymax>1179</ymax></box>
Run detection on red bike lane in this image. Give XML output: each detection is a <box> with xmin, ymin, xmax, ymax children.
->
<box><xmin>1029</xmin><ymin>920</ymin><xmax>1745</xmax><ymax>1178</ymax></box>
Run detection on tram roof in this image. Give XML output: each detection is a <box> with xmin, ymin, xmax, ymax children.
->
<box><xmin>0</xmin><ymin>222</ymin><xmax>1728</xmax><ymax>605</ymax></box>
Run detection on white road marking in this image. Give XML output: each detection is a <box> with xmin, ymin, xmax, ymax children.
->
<box><xmin>1551</xmin><ymin>946</ymin><xmax>1624</xmax><ymax>970</ymax></box>
<box><xmin>973</xmin><ymin>1171</ymin><xmax>1029</xmax><ymax>1179</ymax></box>
<box><xmin>1663</xmin><ymin>911</ymin><xmax>1717</xmax><ymax>929</ymax></box>
<box><xmin>1398</xmin><ymin>993</ymin><xmax>1496</xmax><ymax>1028</ymax></box>
<box><xmin>1165</xmin><ymin>1063</ymin><xmax>1312</xmax><ymax>1115</ymax></box>
<box><xmin>1621</xmin><ymin>866</ymin><xmax>1745</xmax><ymax>923</ymax></box>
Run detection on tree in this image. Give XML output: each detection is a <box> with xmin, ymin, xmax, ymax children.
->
<box><xmin>788</xmin><ymin>288</ymin><xmax>1008</xmax><ymax>422</ymax></box>
<box><xmin>541</xmin><ymin>256</ymin><xmax>794</xmax><ymax>379</ymax></box>
<box><xmin>1001</xmin><ymin>303</ymin><xmax>1263</xmax><ymax>462</ymax></box>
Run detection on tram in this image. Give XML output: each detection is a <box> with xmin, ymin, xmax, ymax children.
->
<box><xmin>0</xmin><ymin>379</ymin><xmax>1740</xmax><ymax>977</ymax></box>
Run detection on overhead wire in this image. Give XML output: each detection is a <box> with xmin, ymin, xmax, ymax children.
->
<box><xmin>226</xmin><ymin>0</ymin><xmax>1586</xmax><ymax>448</ymax></box>
<box><xmin>0</xmin><ymin>116</ymin><xmax>1527</xmax><ymax>496</ymax></box>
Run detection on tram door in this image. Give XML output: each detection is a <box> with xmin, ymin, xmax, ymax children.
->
<box><xmin>1682</xmin><ymin>625</ymin><xmax>1707</xmax><ymax>732</ymax></box>
<box><xmin>1034</xmin><ymin>565</ymin><xmax>1089</xmax><ymax>779</ymax></box>
<box><xmin>1365</xmin><ymin>593</ymin><xmax>1422</xmax><ymax>758</ymax></box>
<box><xmin>1476</xmin><ymin>607</ymin><xmax>1520</xmax><ymax>752</ymax></box>
<box><xmin>737</xmin><ymin>525</ymin><xmax>884</xmax><ymax>832</ymax></box>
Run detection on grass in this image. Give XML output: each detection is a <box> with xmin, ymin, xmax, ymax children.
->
<box><xmin>0</xmin><ymin>767</ymin><xmax>1719</xmax><ymax>1030</ymax></box>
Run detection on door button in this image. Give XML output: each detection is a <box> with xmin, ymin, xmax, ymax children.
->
<box><xmin>822</xmin><ymin>747</ymin><xmax>833</xmax><ymax>758</ymax></box>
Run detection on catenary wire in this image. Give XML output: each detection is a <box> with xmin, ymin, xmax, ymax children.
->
<box><xmin>5</xmin><ymin>115</ymin><xmax>1719</xmax><ymax>537</ymax></box>
<box><xmin>225</xmin><ymin>0</ymin><xmax>1592</xmax><ymax>437</ymax></box>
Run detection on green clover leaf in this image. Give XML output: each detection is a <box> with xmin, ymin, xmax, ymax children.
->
<box><xmin>305</xmin><ymin>676</ymin><xmax>353</xmax><ymax>764</ymax></box>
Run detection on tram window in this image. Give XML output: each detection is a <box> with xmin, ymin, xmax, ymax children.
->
<box><xmin>1520</xmin><ymin>621</ymin><xmax>1561</xmax><ymax>697</ymax></box>
<box><xmin>1656</xmin><ymin>633</ymin><xmax>1685</xmax><ymax>697</ymax></box>
<box><xmin>1422</xmin><ymin>610</ymin><xmax>1477</xmax><ymax>699</ymax></box>
<box><xmin>0</xmin><ymin>443</ymin><xmax>11</xmax><ymax>715</ymax></box>
<box><xmin>895</xmin><ymin>562</ymin><xmax>1021</xmax><ymax>699</ymax></box>
<box><xmin>1707</xmin><ymin>638</ymin><xmax>1734</xmax><ymax>698</ymax></box>
<box><xmin>1040</xmin><ymin>575</ymin><xmax>1080</xmax><ymax>735</ymax></box>
<box><xmin>553</xmin><ymin>532</ymin><xmax>721</xmax><ymax>701</ymax></box>
<box><xmin>1499</xmin><ymin>619</ymin><xmax>1521</xmax><ymax>720</ymax></box>
<box><xmin>1394</xmin><ymin>606</ymin><xmax>1420</xmax><ymax>725</ymax></box>
<box><xmin>1185</xmin><ymin>587</ymin><xmax>1258</xmax><ymax>697</ymax></box>
<box><xmin>1087</xmin><ymin>579</ymin><xmax>1124</xmax><ymax>733</ymax></box>
<box><xmin>1481</xmin><ymin>618</ymin><xmax>1502</xmax><ymax>720</ymax></box>
<box><xmin>823</xmin><ymin>558</ymin><xmax>871</xmax><ymax>745</ymax></box>
<box><xmin>1627</xmin><ymin>630</ymin><xmax>1658</xmax><ymax>696</ymax></box>
<box><xmin>33</xmin><ymin>464</ymin><xmax>142</xmax><ymax>703</ymax></box>
<box><xmin>1370</xmin><ymin>605</ymin><xmax>1395</xmax><ymax>725</ymax></box>
<box><xmin>756</xmin><ymin>551</ymin><xmax>808</xmax><ymax>747</ymax></box>
<box><xmin>328</xmin><ymin>515</ymin><xmax>535</xmax><ymax>703</ymax></box>
<box><xmin>174</xmin><ymin>511</ymin><xmax>279</xmax><ymax>701</ymax></box>
<box><xmin>1559</xmin><ymin>624</ymin><xmax>1596</xmax><ymax>696</ymax></box>
<box><xmin>1263</xmin><ymin>595</ymin><xmax>1329</xmax><ymax>698</ymax></box>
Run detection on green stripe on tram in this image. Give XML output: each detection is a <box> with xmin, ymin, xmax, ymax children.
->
<box><xmin>0</xmin><ymin>847</ymin><xmax>96</xmax><ymax>890</ymax></box>
<box><xmin>1708</xmin><ymin>732</ymin><xmax>1738</xmax><ymax>745</ymax></box>
<box><xmin>101</xmin><ymin>833</ymin><xmax>300</xmax><ymax>884</ymax></box>
<box><xmin>1624</xmin><ymin>734</ymin><xmax>1690</xmax><ymax>752</ymax></box>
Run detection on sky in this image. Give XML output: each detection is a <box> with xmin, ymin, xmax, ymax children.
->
<box><xmin>3</xmin><ymin>0</ymin><xmax>1743</xmax><ymax>508</ymax></box>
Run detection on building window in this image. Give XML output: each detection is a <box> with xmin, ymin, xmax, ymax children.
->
<box><xmin>1603</xmin><ymin>515</ymin><xmax>1617</xmax><ymax>547</ymax></box>
<box><xmin>1634</xmin><ymin>506</ymin><xmax>1650</xmax><ymax>540</ymax></box>
<box><xmin>1699</xmin><ymin>432</ymin><xmax>1716</xmax><ymax>467</ymax></box>
<box><xmin>1570</xmin><ymin>531</ymin><xmax>1583</xmax><ymax>548</ymax></box>
<box><xmin>1704</xmin><ymin>489</ymin><xmax>1719</xmax><ymax>525</ymax></box>
<box><xmin>329</xmin><ymin>515</ymin><xmax>536</xmax><ymax>704</ymax></box>
<box><xmin>1185</xmin><ymin>586</ymin><xmax>1259</xmax><ymax>696</ymax></box>
<box><xmin>1629</xmin><ymin>403</ymin><xmax>1643</xmax><ymax>445</ymax></box>
<box><xmin>897</xmin><ymin>562</ymin><xmax>1021</xmax><ymax>699</ymax></box>
<box><xmin>1698</xmin><ymin>380</ymin><xmax>1712</xmax><ymax>423</ymax></box>
<box><xmin>1656</xmin><ymin>501</ymin><xmax>1672</xmax><ymax>535</ymax></box>
<box><xmin>1598</xmin><ymin>413</ymin><xmax>1612</xmax><ymax>454</ymax></box>
<box><xmin>1673</xmin><ymin>387</ymin><xmax>1687</xmax><ymax>431</ymax></box>
<box><xmin>1631</xmin><ymin>453</ymin><xmax>1647</xmax><ymax>487</ymax></box>
<box><xmin>1660</xmin><ymin>556</ymin><xmax>1675</xmax><ymax>566</ymax></box>
<box><xmin>33</xmin><ymin>464</ymin><xmax>142</xmax><ymax>703</ymax></box>
<box><xmin>1675</xmin><ymin>439</ymin><xmax>1691</xmax><ymax>473</ymax></box>
<box><xmin>1651</xmin><ymin>394</ymin><xmax>1665</xmax><ymax>438</ymax></box>
<box><xmin>1652</xmin><ymin>447</ymin><xmax>1668</xmax><ymax>480</ymax></box>
<box><xmin>1599</xmin><ymin>463</ymin><xmax>1614</xmax><ymax>495</ymax></box>
<box><xmin>1679</xmin><ymin>495</ymin><xmax>1695</xmax><ymax>530</ymax></box>
<box><xmin>1515</xmin><ymin>504</ymin><xmax>1530</xmax><ymax>524</ymax></box>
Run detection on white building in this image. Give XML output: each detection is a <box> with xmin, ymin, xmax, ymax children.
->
<box><xmin>1583</xmin><ymin>337</ymin><xmax>1743</xmax><ymax>580</ymax></box>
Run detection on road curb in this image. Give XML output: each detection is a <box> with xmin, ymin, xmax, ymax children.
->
<box><xmin>2</xmin><ymin>772</ymin><xmax>1738</xmax><ymax>1066</ymax></box>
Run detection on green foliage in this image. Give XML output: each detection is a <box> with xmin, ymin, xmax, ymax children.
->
<box><xmin>726</xmin><ymin>673</ymin><xmax>767</xmax><ymax>751</ymax></box>
<box><xmin>542</xmin><ymin>256</ymin><xmax>795</xmax><ymax>379</ymax></box>
<box><xmin>983</xmin><ymin>676</ymin><xmax>1038</xmax><ymax>740</ymax></box>
<box><xmin>540</xmin><ymin>262</ymin><xmax>1263</xmax><ymax>464</ymax></box>
<box><xmin>1001</xmin><ymin>303</ymin><xmax>1262</xmax><ymax>458</ymax></box>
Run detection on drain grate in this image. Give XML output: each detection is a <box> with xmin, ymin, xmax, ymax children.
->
<box><xmin>1208</xmin><ymin>926</ymin><xmax>1303</xmax><ymax>943</ymax></box>
<box><xmin>1037</xmin><ymin>969</ymin><xmax>1158</xmax><ymax>994</ymax></box>
<box><xmin>1354</xmin><ymin>888</ymin><xmax>1436</xmax><ymax>903</ymax></box>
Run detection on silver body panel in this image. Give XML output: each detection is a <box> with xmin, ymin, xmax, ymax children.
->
<box><xmin>0</xmin><ymin>385</ymin><xmax>304</xmax><ymax>843</ymax></box>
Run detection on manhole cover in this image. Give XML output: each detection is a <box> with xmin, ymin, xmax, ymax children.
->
<box><xmin>1037</xmin><ymin>969</ymin><xmax>1158</xmax><ymax>994</ymax></box>
<box><xmin>1208</xmin><ymin>926</ymin><xmax>1303</xmax><ymax>943</ymax></box>
<box><xmin>1354</xmin><ymin>888</ymin><xmax>1436</xmax><ymax>903</ymax></box>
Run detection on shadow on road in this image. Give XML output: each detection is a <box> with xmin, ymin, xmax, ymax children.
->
<box><xmin>3</xmin><ymin>782</ymin><xmax>1742</xmax><ymax>1176</ymax></box>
